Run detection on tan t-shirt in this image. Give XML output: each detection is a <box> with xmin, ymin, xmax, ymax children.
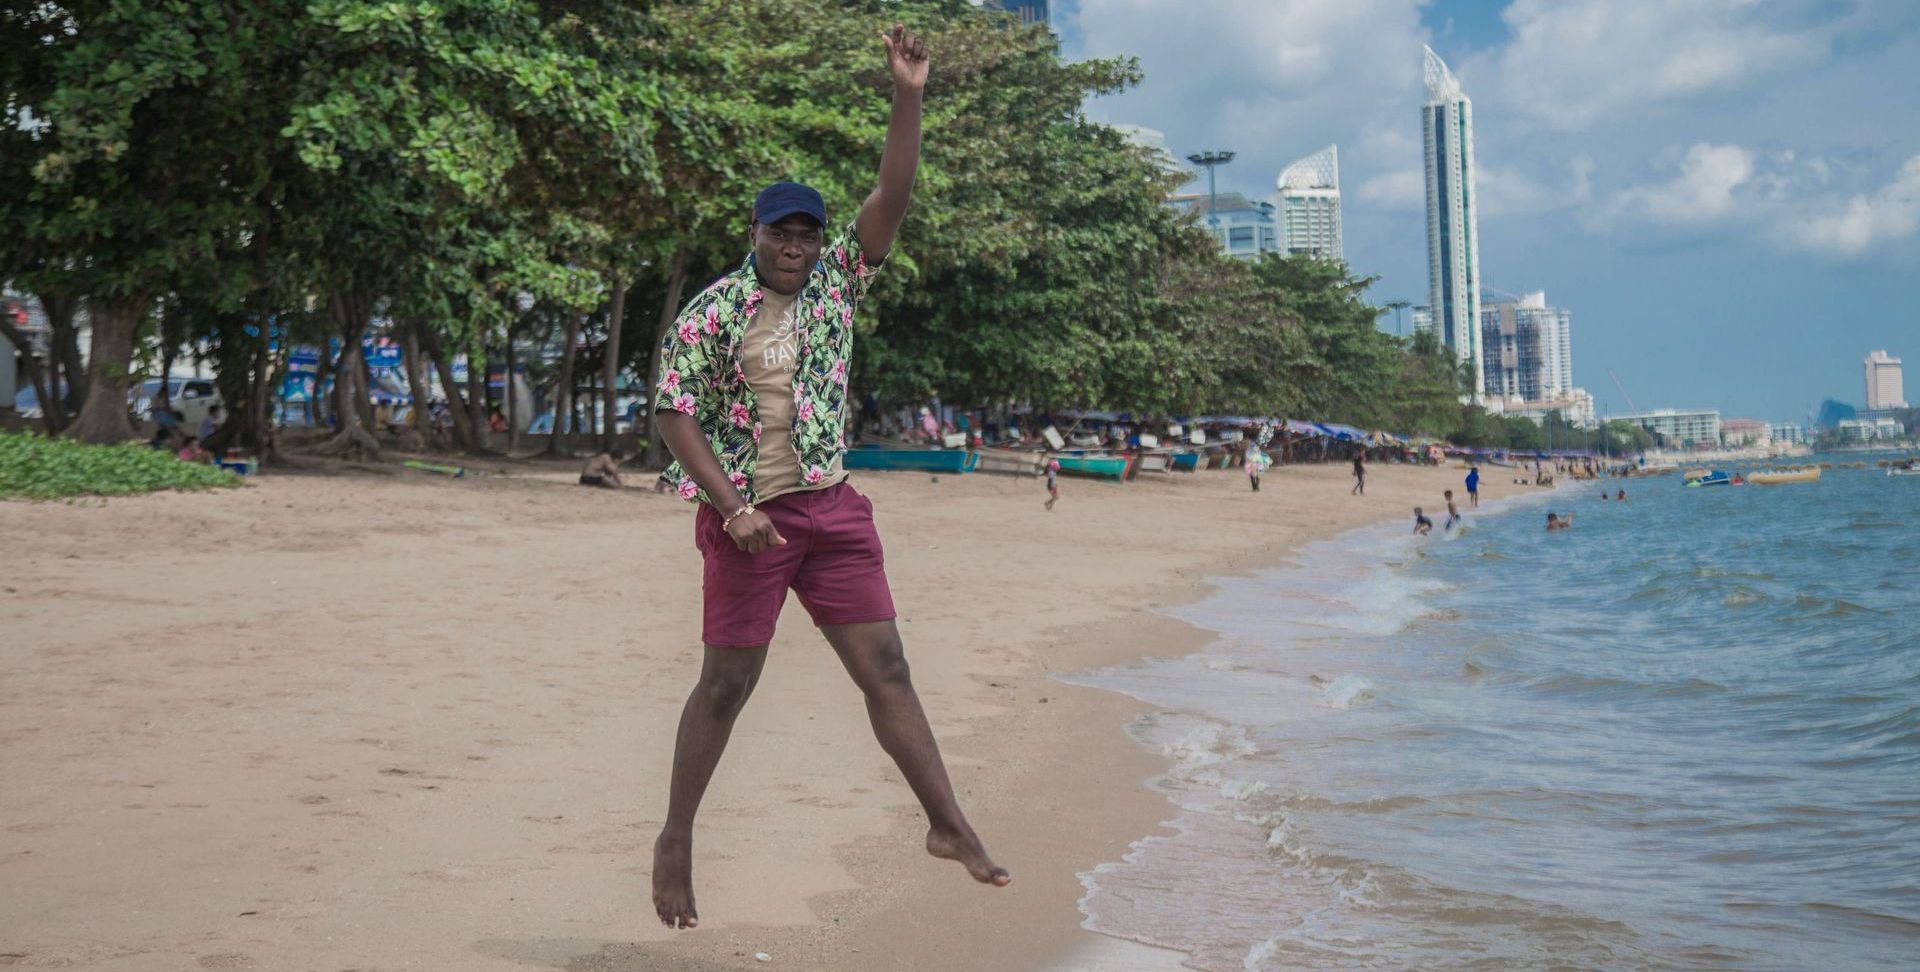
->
<box><xmin>742</xmin><ymin>287</ymin><xmax>846</xmax><ymax>502</ymax></box>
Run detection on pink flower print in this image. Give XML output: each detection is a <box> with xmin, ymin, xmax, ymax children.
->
<box><xmin>729</xmin><ymin>471</ymin><xmax>748</xmax><ymax>491</ymax></box>
<box><xmin>827</xmin><ymin>285</ymin><xmax>841</xmax><ymax>301</ymax></box>
<box><xmin>842</xmin><ymin>307</ymin><xmax>854</xmax><ymax>326</ymax></box>
<box><xmin>833</xmin><ymin>246</ymin><xmax>847</xmax><ymax>269</ymax></box>
<box><xmin>677</xmin><ymin>318</ymin><xmax>702</xmax><ymax>345</ymax></box>
<box><xmin>672</xmin><ymin>393</ymin><xmax>696</xmax><ymax>415</ymax></box>
<box><xmin>676</xmin><ymin>477</ymin><xmax>699</xmax><ymax>500</ymax></box>
<box><xmin>813</xmin><ymin>302</ymin><xmax>825</xmax><ymax>320</ymax></box>
<box><xmin>729</xmin><ymin>402</ymin><xmax>751</xmax><ymax>428</ymax></box>
<box><xmin>752</xmin><ymin>421</ymin><xmax>763</xmax><ymax>443</ymax></box>
<box><xmin>804</xmin><ymin>465</ymin><xmax>825</xmax><ymax>485</ymax></box>
<box><xmin>660</xmin><ymin>368</ymin><xmax>681</xmax><ymax>394</ymax></box>
<box><xmin>829</xmin><ymin>359</ymin><xmax>847</xmax><ymax>386</ymax></box>
<box><xmin>732</xmin><ymin>361</ymin><xmax>746</xmax><ymax>384</ymax></box>
<box><xmin>745</xmin><ymin>289</ymin><xmax>763</xmax><ymax>315</ymax></box>
<box><xmin>704</xmin><ymin>304</ymin><xmax>720</xmax><ymax>335</ymax></box>
<box><xmin>797</xmin><ymin>398</ymin><xmax>815</xmax><ymax>422</ymax></box>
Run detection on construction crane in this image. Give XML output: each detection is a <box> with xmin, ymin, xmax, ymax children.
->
<box><xmin>1608</xmin><ymin>369</ymin><xmax>1640</xmax><ymax>415</ymax></box>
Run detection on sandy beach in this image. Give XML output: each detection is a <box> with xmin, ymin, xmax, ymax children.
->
<box><xmin>2</xmin><ymin>457</ymin><xmax>1464</xmax><ymax>971</ymax></box>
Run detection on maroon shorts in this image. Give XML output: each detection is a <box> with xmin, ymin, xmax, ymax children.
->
<box><xmin>695</xmin><ymin>483</ymin><xmax>896</xmax><ymax>647</ymax></box>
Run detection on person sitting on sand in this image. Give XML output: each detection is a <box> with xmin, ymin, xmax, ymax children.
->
<box><xmin>578</xmin><ymin>451</ymin><xmax>625</xmax><ymax>489</ymax></box>
<box><xmin>176</xmin><ymin>436</ymin><xmax>210</xmax><ymax>463</ymax></box>
<box><xmin>1413</xmin><ymin>507</ymin><xmax>1433</xmax><ymax>535</ymax></box>
<box><xmin>1547</xmin><ymin>512</ymin><xmax>1572</xmax><ymax>531</ymax></box>
<box><xmin>646</xmin><ymin>25</ymin><xmax>1006</xmax><ymax>933</ymax></box>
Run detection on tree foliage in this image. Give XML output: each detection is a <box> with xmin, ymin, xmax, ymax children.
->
<box><xmin>4</xmin><ymin>0</ymin><xmax>1547</xmax><ymax>458</ymax></box>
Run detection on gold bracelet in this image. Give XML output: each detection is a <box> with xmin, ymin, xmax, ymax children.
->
<box><xmin>721</xmin><ymin>503</ymin><xmax>756</xmax><ymax>528</ymax></box>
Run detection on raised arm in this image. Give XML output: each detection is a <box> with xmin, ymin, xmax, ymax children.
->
<box><xmin>855</xmin><ymin>23</ymin><xmax>928</xmax><ymax>264</ymax></box>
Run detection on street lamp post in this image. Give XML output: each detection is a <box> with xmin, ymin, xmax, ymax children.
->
<box><xmin>1186</xmin><ymin>149</ymin><xmax>1235</xmax><ymax>243</ymax></box>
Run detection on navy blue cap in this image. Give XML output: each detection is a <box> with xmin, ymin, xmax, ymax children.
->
<box><xmin>754</xmin><ymin>181</ymin><xmax>827</xmax><ymax>227</ymax></box>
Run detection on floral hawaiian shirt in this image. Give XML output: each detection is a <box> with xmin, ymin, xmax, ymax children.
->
<box><xmin>656</xmin><ymin>221</ymin><xmax>879</xmax><ymax>505</ymax></box>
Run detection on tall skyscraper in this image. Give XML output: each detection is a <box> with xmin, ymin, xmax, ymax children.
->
<box><xmin>982</xmin><ymin>0</ymin><xmax>1048</xmax><ymax>26</ymax></box>
<box><xmin>1276</xmin><ymin>145</ymin><xmax>1342</xmax><ymax>261</ymax></box>
<box><xmin>1864</xmin><ymin>349</ymin><xmax>1907</xmax><ymax>410</ymax></box>
<box><xmin>1422</xmin><ymin>46</ymin><xmax>1484</xmax><ymax>397</ymax></box>
<box><xmin>1480</xmin><ymin>291</ymin><xmax>1572</xmax><ymax>401</ymax></box>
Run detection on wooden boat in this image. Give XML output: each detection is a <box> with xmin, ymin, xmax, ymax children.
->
<box><xmin>971</xmin><ymin>448</ymin><xmax>1044</xmax><ymax>476</ymax></box>
<box><xmin>1748</xmin><ymin>467</ymin><xmax>1820</xmax><ymax>485</ymax></box>
<box><xmin>1053</xmin><ymin>454</ymin><xmax>1131</xmax><ymax>481</ymax></box>
<box><xmin>1170</xmin><ymin>451</ymin><xmax>1201</xmax><ymax>472</ymax></box>
<box><xmin>843</xmin><ymin>446</ymin><xmax>978</xmax><ymax>473</ymax></box>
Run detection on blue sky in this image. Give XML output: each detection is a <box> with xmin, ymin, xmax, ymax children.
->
<box><xmin>1048</xmin><ymin>0</ymin><xmax>1920</xmax><ymax>422</ymax></box>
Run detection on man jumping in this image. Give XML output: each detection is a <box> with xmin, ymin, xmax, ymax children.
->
<box><xmin>648</xmin><ymin>24</ymin><xmax>1007</xmax><ymax>931</ymax></box>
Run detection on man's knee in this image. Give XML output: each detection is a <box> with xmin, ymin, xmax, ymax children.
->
<box><xmin>858</xmin><ymin>641</ymin><xmax>913</xmax><ymax>694</ymax></box>
<box><xmin>697</xmin><ymin>654</ymin><xmax>764</xmax><ymax>714</ymax></box>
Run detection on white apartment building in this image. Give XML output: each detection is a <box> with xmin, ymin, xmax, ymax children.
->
<box><xmin>1275</xmin><ymin>145</ymin><xmax>1342</xmax><ymax>262</ymax></box>
<box><xmin>1480</xmin><ymin>290</ymin><xmax>1572</xmax><ymax>401</ymax></box>
<box><xmin>1617</xmin><ymin>409</ymin><xmax>1722</xmax><ymax>449</ymax></box>
<box><xmin>1864</xmin><ymin>349</ymin><xmax>1906</xmax><ymax>410</ymax></box>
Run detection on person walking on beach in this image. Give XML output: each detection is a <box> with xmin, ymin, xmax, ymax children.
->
<box><xmin>1245</xmin><ymin>454</ymin><xmax>1262</xmax><ymax>492</ymax></box>
<box><xmin>1465</xmin><ymin>465</ymin><xmax>1481</xmax><ymax>508</ymax></box>
<box><xmin>1044</xmin><ymin>458</ymin><xmax>1060</xmax><ymax>511</ymax></box>
<box><xmin>648</xmin><ymin>25</ymin><xmax>1006</xmax><ymax>933</ymax></box>
<box><xmin>1444</xmin><ymin>489</ymin><xmax>1460</xmax><ymax>530</ymax></box>
<box><xmin>1351</xmin><ymin>451</ymin><xmax>1366</xmax><ymax>495</ymax></box>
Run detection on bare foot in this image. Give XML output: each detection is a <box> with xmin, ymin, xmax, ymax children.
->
<box><xmin>651</xmin><ymin>832</ymin><xmax>698</xmax><ymax>929</ymax></box>
<box><xmin>926</xmin><ymin>824</ymin><xmax>1011</xmax><ymax>887</ymax></box>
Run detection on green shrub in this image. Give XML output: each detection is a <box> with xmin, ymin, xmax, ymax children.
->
<box><xmin>0</xmin><ymin>432</ymin><xmax>243</xmax><ymax>500</ymax></box>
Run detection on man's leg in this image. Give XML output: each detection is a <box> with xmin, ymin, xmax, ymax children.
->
<box><xmin>652</xmin><ymin>645</ymin><xmax>769</xmax><ymax>929</ymax></box>
<box><xmin>820</xmin><ymin>620</ymin><xmax>1010</xmax><ymax>887</ymax></box>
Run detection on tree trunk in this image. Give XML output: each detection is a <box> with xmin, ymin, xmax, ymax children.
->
<box><xmin>308</xmin><ymin>290</ymin><xmax>381</xmax><ymax>461</ymax></box>
<box><xmin>401</xmin><ymin>319</ymin><xmax>436</xmax><ymax>447</ymax></box>
<box><xmin>67</xmin><ymin>293</ymin><xmax>147</xmax><ymax>444</ymax></box>
<box><xmin>545</xmin><ymin>311</ymin><xmax>584</xmax><ymax>457</ymax></box>
<box><xmin>505</xmin><ymin>320</ymin><xmax>520</xmax><ymax>456</ymax></box>
<box><xmin>642</xmin><ymin>247</ymin><xmax>690</xmax><ymax>468</ymax></box>
<box><xmin>355</xmin><ymin>336</ymin><xmax>377</xmax><ymax>434</ymax></box>
<box><xmin>466</xmin><ymin>336</ymin><xmax>489</xmax><ymax>449</ymax></box>
<box><xmin>419</xmin><ymin>324</ymin><xmax>484</xmax><ymax>454</ymax></box>
<box><xmin>0</xmin><ymin>317</ymin><xmax>58</xmax><ymax>435</ymax></box>
<box><xmin>40</xmin><ymin>290</ymin><xmax>86</xmax><ymax>418</ymax></box>
<box><xmin>601</xmin><ymin>271</ymin><xmax>627</xmax><ymax>454</ymax></box>
<box><xmin>311</xmin><ymin>340</ymin><xmax>333</xmax><ymax>429</ymax></box>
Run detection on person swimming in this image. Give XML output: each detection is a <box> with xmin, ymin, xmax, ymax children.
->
<box><xmin>1547</xmin><ymin>512</ymin><xmax>1573</xmax><ymax>531</ymax></box>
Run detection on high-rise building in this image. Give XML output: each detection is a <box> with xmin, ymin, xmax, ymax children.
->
<box><xmin>1422</xmin><ymin>46</ymin><xmax>1484</xmax><ymax>398</ymax></box>
<box><xmin>1275</xmin><ymin>145</ymin><xmax>1342</xmax><ymax>261</ymax></box>
<box><xmin>1480</xmin><ymin>290</ymin><xmax>1572</xmax><ymax>402</ymax></box>
<box><xmin>1864</xmin><ymin>349</ymin><xmax>1906</xmax><ymax>410</ymax></box>
<box><xmin>981</xmin><ymin>0</ymin><xmax>1048</xmax><ymax>26</ymax></box>
<box><xmin>1168</xmin><ymin>191</ymin><xmax>1280</xmax><ymax>260</ymax></box>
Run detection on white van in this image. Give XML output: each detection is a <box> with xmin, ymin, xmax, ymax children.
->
<box><xmin>133</xmin><ymin>378</ymin><xmax>224</xmax><ymax>432</ymax></box>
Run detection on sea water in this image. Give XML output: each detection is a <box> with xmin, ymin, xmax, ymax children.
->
<box><xmin>1065</xmin><ymin>462</ymin><xmax>1920</xmax><ymax>970</ymax></box>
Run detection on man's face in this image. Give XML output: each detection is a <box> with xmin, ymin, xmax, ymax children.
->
<box><xmin>750</xmin><ymin>214</ymin><xmax>824</xmax><ymax>295</ymax></box>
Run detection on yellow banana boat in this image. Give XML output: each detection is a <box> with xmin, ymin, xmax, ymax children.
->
<box><xmin>1748</xmin><ymin>467</ymin><xmax>1820</xmax><ymax>485</ymax></box>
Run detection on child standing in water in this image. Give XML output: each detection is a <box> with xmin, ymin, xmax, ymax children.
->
<box><xmin>1444</xmin><ymin>489</ymin><xmax>1460</xmax><ymax>530</ymax></box>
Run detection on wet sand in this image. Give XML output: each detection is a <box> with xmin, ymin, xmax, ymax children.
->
<box><xmin>1</xmin><ymin>457</ymin><xmax>1463</xmax><ymax>970</ymax></box>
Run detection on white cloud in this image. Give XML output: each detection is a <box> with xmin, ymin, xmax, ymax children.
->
<box><xmin>1799</xmin><ymin>156</ymin><xmax>1920</xmax><ymax>254</ymax></box>
<box><xmin>1357</xmin><ymin>168</ymin><xmax>1424</xmax><ymax>208</ymax></box>
<box><xmin>1610</xmin><ymin>143</ymin><xmax>1756</xmax><ymax>225</ymax></box>
<box><xmin>1604</xmin><ymin>144</ymin><xmax>1920</xmax><ymax>255</ymax></box>
<box><xmin>1467</xmin><ymin>0</ymin><xmax>1845</xmax><ymax>131</ymax></box>
<box><xmin>1067</xmin><ymin>0</ymin><xmax>1430</xmax><ymax>196</ymax></box>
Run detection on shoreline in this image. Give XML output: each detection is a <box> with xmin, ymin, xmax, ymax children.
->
<box><xmin>1</xmin><ymin>458</ymin><xmax>1473</xmax><ymax>971</ymax></box>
